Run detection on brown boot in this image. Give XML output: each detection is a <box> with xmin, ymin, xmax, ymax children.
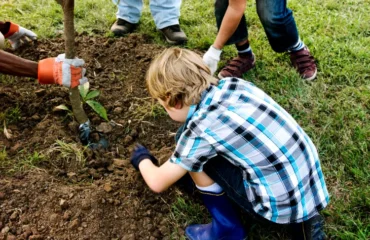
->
<box><xmin>160</xmin><ymin>24</ymin><xmax>187</xmax><ymax>44</ymax></box>
<box><xmin>218</xmin><ymin>53</ymin><xmax>256</xmax><ymax>79</ymax></box>
<box><xmin>290</xmin><ymin>47</ymin><xmax>317</xmax><ymax>81</ymax></box>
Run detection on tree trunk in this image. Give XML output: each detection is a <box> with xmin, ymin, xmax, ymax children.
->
<box><xmin>57</xmin><ymin>0</ymin><xmax>88</xmax><ymax>124</ymax></box>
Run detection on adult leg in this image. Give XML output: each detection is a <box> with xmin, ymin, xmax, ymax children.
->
<box><xmin>110</xmin><ymin>0</ymin><xmax>142</xmax><ymax>35</ymax></box>
<box><xmin>256</xmin><ymin>0</ymin><xmax>317</xmax><ymax>80</ymax></box>
<box><xmin>115</xmin><ymin>0</ymin><xmax>143</xmax><ymax>24</ymax></box>
<box><xmin>150</xmin><ymin>0</ymin><xmax>187</xmax><ymax>44</ymax></box>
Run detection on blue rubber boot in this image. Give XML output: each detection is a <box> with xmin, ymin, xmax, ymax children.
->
<box><xmin>185</xmin><ymin>191</ymin><xmax>247</xmax><ymax>240</ymax></box>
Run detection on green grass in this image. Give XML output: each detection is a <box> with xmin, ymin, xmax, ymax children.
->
<box><xmin>0</xmin><ymin>150</ymin><xmax>46</xmax><ymax>173</ymax></box>
<box><xmin>1</xmin><ymin>0</ymin><xmax>370</xmax><ymax>238</ymax></box>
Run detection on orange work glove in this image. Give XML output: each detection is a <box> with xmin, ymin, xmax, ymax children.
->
<box><xmin>4</xmin><ymin>22</ymin><xmax>37</xmax><ymax>50</ymax></box>
<box><xmin>38</xmin><ymin>54</ymin><xmax>88</xmax><ymax>88</ymax></box>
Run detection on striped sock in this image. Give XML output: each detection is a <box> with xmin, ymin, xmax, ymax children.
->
<box><xmin>236</xmin><ymin>41</ymin><xmax>253</xmax><ymax>56</ymax></box>
<box><xmin>289</xmin><ymin>39</ymin><xmax>306</xmax><ymax>52</ymax></box>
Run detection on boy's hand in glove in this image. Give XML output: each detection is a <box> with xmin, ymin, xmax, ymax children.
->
<box><xmin>203</xmin><ymin>45</ymin><xmax>222</xmax><ymax>76</ymax></box>
<box><xmin>130</xmin><ymin>144</ymin><xmax>158</xmax><ymax>170</ymax></box>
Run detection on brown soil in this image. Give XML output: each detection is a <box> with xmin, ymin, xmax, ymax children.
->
<box><xmin>0</xmin><ymin>35</ymin><xmax>196</xmax><ymax>240</ymax></box>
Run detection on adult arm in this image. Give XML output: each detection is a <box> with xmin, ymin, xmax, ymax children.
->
<box><xmin>0</xmin><ymin>50</ymin><xmax>38</xmax><ymax>77</ymax></box>
<box><xmin>213</xmin><ymin>0</ymin><xmax>246</xmax><ymax>49</ymax></box>
<box><xmin>0</xmin><ymin>51</ymin><xmax>88</xmax><ymax>87</ymax></box>
<box><xmin>0</xmin><ymin>21</ymin><xmax>38</xmax><ymax>77</ymax></box>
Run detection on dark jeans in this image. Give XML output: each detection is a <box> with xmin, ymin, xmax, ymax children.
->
<box><xmin>215</xmin><ymin>0</ymin><xmax>300</xmax><ymax>52</ymax></box>
<box><xmin>175</xmin><ymin>126</ymin><xmax>326</xmax><ymax>239</ymax></box>
<box><xmin>203</xmin><ymin>156</ymin><xmax>326</xmax><ymax>240</ymax></box>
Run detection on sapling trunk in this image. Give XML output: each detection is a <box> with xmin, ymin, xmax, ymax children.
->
<box><xmin>57</xmin><ymin>0</ymin><xmax>88</xmax><ymax>124</ymax></box>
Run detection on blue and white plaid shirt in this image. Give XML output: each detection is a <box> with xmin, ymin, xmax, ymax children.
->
<box><xmin>170</xmin><ymin>78</ymin><xmax>329</xmax><ymax>224</ymax></box>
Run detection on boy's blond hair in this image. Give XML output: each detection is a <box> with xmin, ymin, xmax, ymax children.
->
<box><xmin>146</xmin><ymin>48</ymin><xmax>219</xmax><ymax>108</ymax></box>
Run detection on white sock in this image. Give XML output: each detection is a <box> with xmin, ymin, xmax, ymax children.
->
<box><xmin>196</xmin><ymin>182</ymin><xmax>223</xmax><ymax>193</ymax></box>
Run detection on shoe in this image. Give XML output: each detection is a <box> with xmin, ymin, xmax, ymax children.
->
<box><xmin>185</xmin><ymin>191</ymin><xmax>247</xmax><ymax>240</ymax></box>
<box><xmin>218</xmin><ymin>53</ymin><xmax>256</xmax><ymax>79</ymax></box>
<box><xmin>160</xmin><ymin>24</ymin><xmax>187</xmax><ymax>44</ymax></box>
<box><xmin>111</xmin><ymin>18</ymin><xmax>137</xmax><ymax>36</ymax></box>
<box><xmin>289</xmin><ymin>47</ymin><xmax>317</xmax><ymax>81</ymax></box>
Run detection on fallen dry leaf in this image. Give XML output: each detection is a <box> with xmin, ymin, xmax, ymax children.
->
<box><xmin>3</xmin><ymin>121</ymin><xmax>12</xmax><ymax>139</ymax></box>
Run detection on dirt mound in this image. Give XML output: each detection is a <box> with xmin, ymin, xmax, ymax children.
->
<box><xmin>0</xmin><ymin>35</ymin><xmax>194</xmax><ymax>240</ymax></box>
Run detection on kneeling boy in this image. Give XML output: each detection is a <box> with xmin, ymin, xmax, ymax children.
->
<box><xmin>130</xmin><ymin>48</ymin><xmax>330</xmax><ymax>240</ymax></box>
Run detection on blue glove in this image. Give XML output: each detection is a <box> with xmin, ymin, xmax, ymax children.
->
<box><xmin>130</xmin><ymin>144</ymin><xmax>158</xmax><ymax>170</ymax></box>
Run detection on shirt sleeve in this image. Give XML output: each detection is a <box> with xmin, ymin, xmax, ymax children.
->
<box><xmin>170</xmin><ymin>127</ymin><xmax>216</xmax><ymax>172</ymax></box>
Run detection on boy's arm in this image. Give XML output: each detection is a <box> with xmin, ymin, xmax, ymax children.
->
<box><xmin>203</xmin><ymin>0</ymin><xmax>246</xmax><ymax>74</ymax></box>
<box><xmin>139</xmin><ymin>159</ymin><xmax>188</xmax><ymax>193</ymax></box>
<box><xmin>213</xmin><ymin>0</ymin><xmax>246</xmax><ymax>50</ymax></box>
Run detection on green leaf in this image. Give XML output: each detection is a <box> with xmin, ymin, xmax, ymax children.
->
<box><xmin>85</xmin><ymin>90</ymin><xmax>100</xmax><ymax>100</ymax></box>
<box><xmin>79</xmin><ymin>82</ymin><xmax>90</xmax><ymax>100</ymax></box>
<box><xmin>86</xmin><ymin>100</ymin><xmax>108</xmax><ymax>121</ymax></box>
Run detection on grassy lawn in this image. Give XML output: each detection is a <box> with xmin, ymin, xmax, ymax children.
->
<box><xmin>1</xmin><ymin>0</ymin><xmax>369</xmax><ymax>239</ymax></box>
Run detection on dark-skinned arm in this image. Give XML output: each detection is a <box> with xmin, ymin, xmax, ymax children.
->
<box><xmin>0</xmin><ymin>50</ymin><xmax>88</xmax><ymax>88</ymax></box>
<box><xmin>0</xmin><ymin>21</ymin><xmax>38</xmax><ymax>77</ymax></box>
<box><xmin>0</xmin><ymin>50</ymin><xmax>38</xmax><ymax>78</ymax></box>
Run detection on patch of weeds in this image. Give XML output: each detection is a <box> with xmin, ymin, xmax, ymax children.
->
<box><xmin>23</xmin><ymin>152</ymin><xmax>45</xmax><ymax>168</ymax></box>
<box><xmin>167</xmin><ymin>195</ymin><xmax>208</xmax><ymax>239</ymax></box>
<box><xmin>171</xmin><ymin>196</ymin><xmax>209</xmax><ymax>226</ymax></box>
<box><xmin>3</xmin><ymin>151</ymin><xmax>47</xmax><ymax>174</ymax></box>
<box><xmin>46</xmin><ymin>140</ymin><xmax>87</xmax><ymax>171</ymax></box>
<box><xmin>0</xmin><ymin>75</ymin><xmax>17</xmax><ymax>84</ymax></box>
<box><xmin>128</xmin><ymin>97</ymin><xmax>168</xmax><ymax>121</ymax></box>
<box><xmin>150</xmin><ymin>101</ymin><xmax>168</xmax><ymax>118</ymax></box>
<box><xmin>0</xmin><ymin>148</ymin><xmax>8</xmax><ymax>171</ymax></box>
<box><xmin>0</xmin><ymin>148</ymin><xmax>7</xmax><ymax>161</ymax></box>
<box><xmin>0</xmin><ymin>105</ymin><xmax>22</xmax><ymax>124</ymax></box>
